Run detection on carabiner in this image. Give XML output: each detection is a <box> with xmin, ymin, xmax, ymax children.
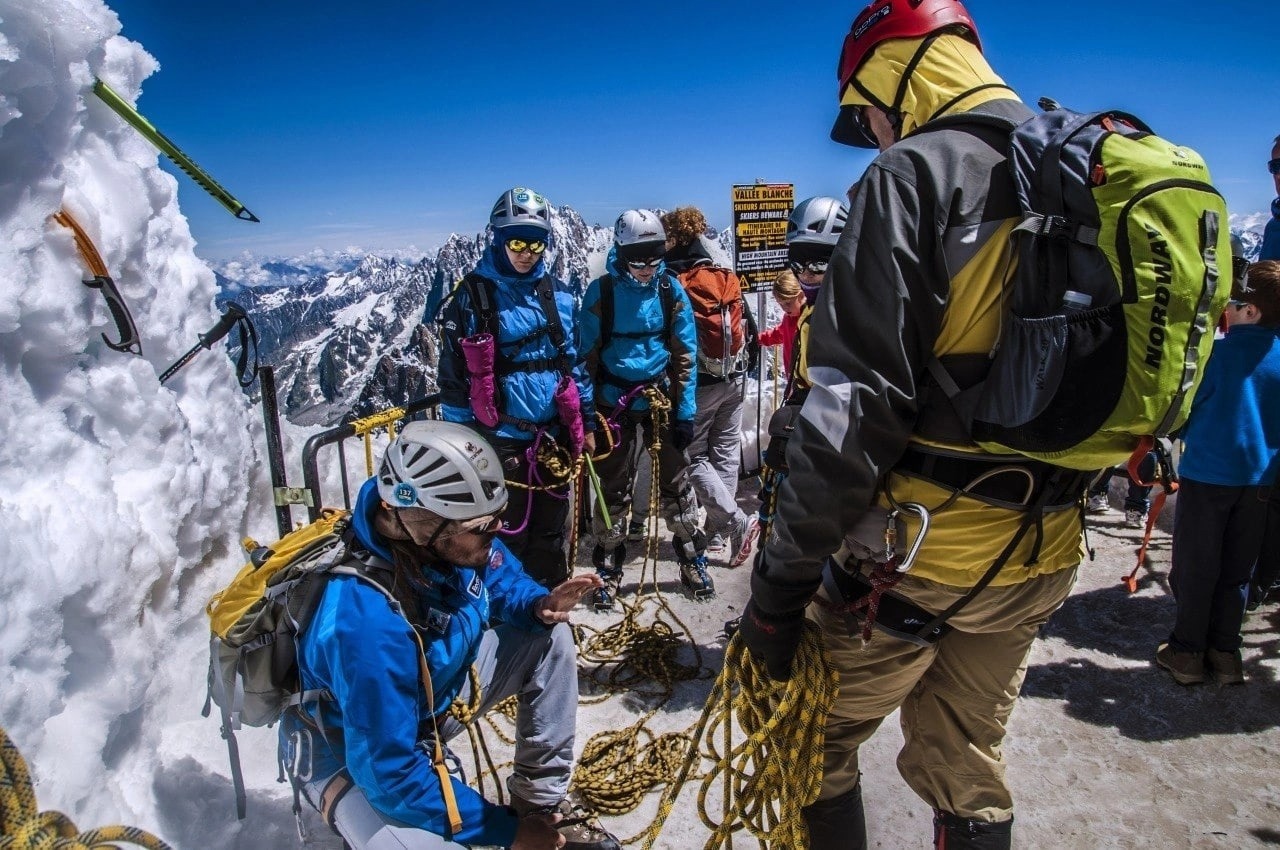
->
<box><xmin>891</xmin><ymin>501</ymin><xmax>931</xmax><ymax>573</ymax></box>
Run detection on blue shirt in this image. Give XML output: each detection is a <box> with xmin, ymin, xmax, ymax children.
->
<box><xmin>1179</xmin><ymin>323</ymin><xmax>1280</xmax><ymax>486</ymax></box>
<box><xmin>1261</xmin><ymin>197</ymin><xmax>1280</xmax><ymax>261</ymax></box>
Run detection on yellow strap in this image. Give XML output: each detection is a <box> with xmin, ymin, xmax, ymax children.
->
<box><xmin>409</xmin><ymin>628</ymin><xmax>464</xmax><ymax>835</ymax></box>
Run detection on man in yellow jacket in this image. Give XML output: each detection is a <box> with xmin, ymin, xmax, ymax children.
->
<box><xmin>740</xmin><ymin>2</ymin><xmax>1090</xmax><ymax>848</ymax></box>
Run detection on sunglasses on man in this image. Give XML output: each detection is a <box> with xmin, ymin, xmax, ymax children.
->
<box><xmin>1268</xmin><ymin>158</ymin><xmax>1280</xmax><ymax>176</ymax></box>
<box><xmin>435</xmin><ymin>512</ymin><xmax>505</xmax><ymax>539</ymax></box>
<box><xmin>626</xmin><ymin>258</ymin><xmax>662</xmax><ymax>270</ymax></box>
<box><xmin>505</xmin><ymin>238</ymin><xmax>547</xmax><ymax>255</ymax></box>
<box><xmin>789</xmin><ymin>259</ymin><xmax>830</xmax><ymax>276</ymax></box>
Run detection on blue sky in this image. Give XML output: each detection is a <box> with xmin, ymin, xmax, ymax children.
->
<box><xmin>106</xmin><ymin>0</ymin><xmax>1278</xmax><ymax>260</ymax></box>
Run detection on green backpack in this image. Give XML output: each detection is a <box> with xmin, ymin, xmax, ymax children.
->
<box><xmin>926</xmin><ymin>100</ymin><xmax>1231</xmax><ymax>470</ymax></box>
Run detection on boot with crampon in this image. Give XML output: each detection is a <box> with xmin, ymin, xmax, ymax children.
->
<box><xmin>674</xmin><ymin>529</ymin><xmax>714</xmax><ymax>599</ymax></box>
<box><xmin>591</xmin><ymin>543</ymin><xmax>625</xmax><ymax>611</ymax></box>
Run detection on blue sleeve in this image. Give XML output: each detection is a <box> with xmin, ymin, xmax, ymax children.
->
<box><xmin>438</xmin><ymin>282</ymin><xmax>477</xmax><ymax>423</ymax></box>
<box><xmin>669</xmin><ymin>283</ymin><xmax>699</xmax><ymax>422</ymax></box>
<box><xmin>318</xmin><ymin>581</ymin><xmax>518</xmax><ymax>847</ymax></box>
<box><xmin>579</xmin><ymin>280</ymin><xmax>603</xmax><ymax>427</ymax></box>
<box><xmin>484</xmin><ymin>540</ymin><xmax>553</xmax><ymax>631</ymax></box>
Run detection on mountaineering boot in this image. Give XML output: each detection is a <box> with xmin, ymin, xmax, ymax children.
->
<box><xmin>627</xmin><ymin>517</ymin><xmax>646</xmax><ymax>542</ymax></box>
<box><xmin>674</xmin><ymin>530</ymin><xmax>714</xmax><ymax>600</ymax></box>
<box><xmin>511</xmin><ymin>797</ymin><xmax>621</xmax><ymax>850</ymax></box>
<box><xmin>800</xmin><ymin>781</ymin><xmax>867</xmax><ymax>850</ymax></box>
<box><xmin>591</xmin><ymin>544</ymin><xmax>625</xmax><ymax>612</ymax></box>
<box><xmin>1206</xmin><ymin>648</ymin><xmax>1245</xmax><ymax>685</ymax></box>
<box><xmin>933</xmin><ymin>811</ymin><xmax>1012</xmax><ymax>850</ymax></box>
<box><xmin>1156</xmin><ymin>642</ymin><xmax>1206</xmax><ymax>685</ymax></box>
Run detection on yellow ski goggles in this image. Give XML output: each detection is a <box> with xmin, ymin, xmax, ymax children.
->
<box><xmin>505</xmin><ymin>238</ymin><xmax>547</xmax><ymax>255</ymax></box>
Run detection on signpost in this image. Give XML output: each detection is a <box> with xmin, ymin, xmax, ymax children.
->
<box><xmin>731</xmin><ymin>183</ymin><xmax>793</xmax><ymax>475</ymax></box>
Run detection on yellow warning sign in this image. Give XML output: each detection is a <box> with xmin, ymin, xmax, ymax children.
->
<box><xmin>732</xmin><ymin>183</ymin><xmax>794</xmax><ymax>292</ymax></box>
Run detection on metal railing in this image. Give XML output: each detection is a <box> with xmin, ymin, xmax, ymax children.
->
<box><xmin>256</xmin><ymin>364</ymin><xmax>444</xmax><ymax>536</ymax></box>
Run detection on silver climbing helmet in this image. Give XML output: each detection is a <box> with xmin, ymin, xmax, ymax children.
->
<box><xmin>786</xmin><ymin>196</ymin><xmax>849</xmax><ymax>247</ymax></box>
<box><xmin>613</xmin><ymin>209</ymin><xmax>667</xmax><ymax>262</ymax></box>
<box><xmin>377</xmin><ymin>421</ymin><xmax>508</xmax><ymax>520</ymax></box>
<box><xmin>490</xmin><ymin>187</ymin><xmax>552</xmax><ymax>234</ymax></box>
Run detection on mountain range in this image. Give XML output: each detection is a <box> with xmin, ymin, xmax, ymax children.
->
<box><xmin>215</xmin><ymin>208</ymin><xmax>1268</xmax><ymax>427</ymax></box>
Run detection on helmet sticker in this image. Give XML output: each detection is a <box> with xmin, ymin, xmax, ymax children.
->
<box><xmin>393</xmin><ymin>482</ymin><xmax>419</xmax><ymax>507</ymax></box>
<box><xmin>854</xmin><ymin>3</ymin><xmax>892</xmax><ymax>40</ymax></box>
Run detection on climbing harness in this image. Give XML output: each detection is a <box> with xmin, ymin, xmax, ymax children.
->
<box><xmin>0</xmin><ymin>724</ymin><xmax>173</xmax><ymax>849</ymax></box>
<box><xmin>51</xmin><ymin>208</ymin><xmax>142</xmax><ymax>356</ymax></box>
<box><xmin>92</xmin><ymin>79</ymin><xmax>258</xmax><ymax>222</ymax></box>
<box><xmin>159</xmin><ymin>301</ymin><xmax>258</xmax><ymax>387</ymax></box>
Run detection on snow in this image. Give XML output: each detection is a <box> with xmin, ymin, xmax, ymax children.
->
<box><xmin>3</xmin><ymin>1</ymin><xmax>1278</xmax><ymax>849</ymax></box>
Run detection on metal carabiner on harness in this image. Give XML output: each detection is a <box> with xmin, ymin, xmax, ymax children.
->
<box><xmin>884</xmin><ymin>501</ymin><xmax>931</xmax><ymax>573</ymax></box>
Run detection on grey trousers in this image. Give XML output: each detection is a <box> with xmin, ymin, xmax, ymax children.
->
<box><xmin>687</xmin><ymin>378</ymin><xmax>747</xmax><ymax>536</ymax></box>
<box><xmin>301</xmin><ymin>623</ymin><xmax>579</xmax><ymax>849</ymax></box>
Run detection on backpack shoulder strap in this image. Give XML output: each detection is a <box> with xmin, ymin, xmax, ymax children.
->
<box><xmin>600</xmin><ymin>274</ymin><xmax>616</xmax><ymax>350</ymax></box>
<box><xmin>534</xmin><ymin>275</ymin><xmax>568</xmax><ymax>354</ymax></box>
<box><xmin>658</xmin><ymin>273</ymin><xmax>676</xmax><ymax>343</ymax></box>
<box><xmin>460</xmin><ymin>273</ymin><xmax>498</xmax><ymax>337</ymax></box>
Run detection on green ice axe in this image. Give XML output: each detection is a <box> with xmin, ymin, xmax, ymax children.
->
<box><xmin>93</xmin><ymin>79</ymin><xmax>260</xmax><ymax>222</ymax></box>
<box><xmin>584</xmin><ymin>454</ymin><xmax>611</xmax><ymax>528</ymax></box>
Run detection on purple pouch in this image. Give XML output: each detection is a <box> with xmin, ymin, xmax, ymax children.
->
<box><xmin>554</xmin><ymin>375</ymin><xmax>585</xmax><ymax>457</ymax></box>
<box><xmin>460</xmin><ymin>334</ymin><xmax>500</xmax><ymax>428</ymax></box>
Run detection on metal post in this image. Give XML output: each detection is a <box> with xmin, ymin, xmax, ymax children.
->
<box><xmin>259</xmin><ymin>366</ymin><xmax>292</xmax><ymax>536</ymax></box>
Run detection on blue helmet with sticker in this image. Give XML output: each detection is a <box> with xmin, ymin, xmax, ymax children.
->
<box><xmin>377</xmin><ymin>421</ymin><xmax>508</xmax><ymax>520</ymax></box>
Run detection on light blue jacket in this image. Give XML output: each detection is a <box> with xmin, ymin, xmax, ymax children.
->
<box><xmin>580</xmin><ymin>247</ymin><xmax>698</xmax><ymax>422</ymax></box>
<box><xmin>438</xmin><ymin>244</ymin><xmax>595</xmax><ymax>440</ymax></box>
<box><xmin>1261</xmin><ymin>198</ymin><xmax>1280</xmax><ymax>261</ymax></box>
<box><xmin>283</xmin><ymin>479</ymin><xmax>550</xmax><ymax>847</ymax></box>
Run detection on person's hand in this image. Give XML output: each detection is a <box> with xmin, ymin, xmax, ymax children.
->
<box><xmin>671</xmin><ymin>420</ymin><xmax>694</xmax><ymax>453</ymax></box>
<box><xmin>535</xmin><ymin>574</ymin><xmax>605</xmax><ymax>624</ymax></box>
<box><xmin>582</xmin><ymin>430</ymin><xmax>597</xmax><ymax>457</ymax></box>
<box><xmin>512</xmin><ymin>811</ymin><xmax>565</xmax><ymax>850</ymax></box>
<box><xmin>738</xmin><ymin>597</ymin><xmax>805</xmax><ymax>682</ymax></box>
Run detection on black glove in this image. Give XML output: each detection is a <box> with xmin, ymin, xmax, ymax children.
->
<box><xmin>672</xmin><ymin>420</ymin><xmax>694</xmax><ymax>453</ymax></box>
<box><xmin>739</xmin><ymin>597</ymin><xmax>805</xmax><ymax>681</ymax></box>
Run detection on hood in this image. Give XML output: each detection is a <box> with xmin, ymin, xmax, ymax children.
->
<box><xmin>840</xmin><ymin>33</ymin><xmax>1019</xmax><ymax>141</ymax></box>
<box><xmin>476</xmin><ymin>240</ymin><xmax>546</xmax><ymax>285</ymax></box>
<box><xmin>606</xmin><ymin>245</ymin><xmax>666</xmax><ymax>286</ymax></box>
<box><xmin>353</xmin><ymin>478</ymin><xmax>395</xmax><ymax>563</ymax></box>
<box><xmin>663</xmin><ymin>235</ymin><xmax>715</xmax><ymax>274</ymax></box>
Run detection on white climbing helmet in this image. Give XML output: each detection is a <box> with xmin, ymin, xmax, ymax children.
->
<box><xmin>377</xmin><ymin>421</ymin><xmax>508</xmax><ymax>520</ymax></box>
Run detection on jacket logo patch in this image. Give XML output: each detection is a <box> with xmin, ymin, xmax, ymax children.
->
<box><xmin>468</xmin><ymin>574</ymin><xmax>484</xmax><ymax>598</ymax></box>
<box><xmin>426</xmin><ymin>607</ymin><xmax>452</xmax><ymax>634</ymax></box>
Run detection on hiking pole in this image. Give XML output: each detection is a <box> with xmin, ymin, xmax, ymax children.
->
<box><xmin>159</xmin><ymin>302</ymin><xmax>251</xmax><ymax>384</ymax></box>
<box><xmin>52</xmin><ymin>208</ymin><xmax>143</xmax><ymax>356</ymax></box>
<box><xmin>93</xmin><ymin>79</ymin><xmax>260</xmax><ymax>222</ymax></box>
<box><xmin>584</xmin><ymin>454</ymin><xmax>611</xmax><ymax>528</ymax></box>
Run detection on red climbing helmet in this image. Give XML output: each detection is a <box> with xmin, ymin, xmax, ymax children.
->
<box><xmin>831</xmin><ymin>0</ymin><xmax>982</xmax><ymax>147</ymax></box>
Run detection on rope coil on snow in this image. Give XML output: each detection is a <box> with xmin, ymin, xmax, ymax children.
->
<box><xmin>0</xmin><ymin>725</ymin><xmax>173</xmax><ymax>850</ymax></box>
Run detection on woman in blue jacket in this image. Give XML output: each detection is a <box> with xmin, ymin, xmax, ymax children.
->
<box><xmin>281</xmin><ymin>421</ymin><xmax>617</xmax><ymax>850</ymax></box>
<box><xmin>438</xmin><ymin>187</ymin><xmax>596</xmax><ymax>588</ymax></box>
<box><xmin>579</xmin><ymin>210</ymin><xmax>709</xmax><ymax>610</ymax></box>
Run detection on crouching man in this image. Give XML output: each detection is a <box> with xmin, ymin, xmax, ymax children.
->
<box><xmin>280</xmin><ymin>420</ymin><xmax>619</xmax><ymax>850</ymax></box>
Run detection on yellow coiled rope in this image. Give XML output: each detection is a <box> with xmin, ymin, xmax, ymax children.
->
<box><xmin>638</xmin><ymin>624</ymin><xmax>836</xmax><ymax>850</ymax></box>
<box><xmin>0</xmin><ymin>725</ymin><xmax>173</xmax><ymax>850</ymax></box>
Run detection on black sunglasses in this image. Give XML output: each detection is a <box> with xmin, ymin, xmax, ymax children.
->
<box><xmin>626</xmin><ymin>258</ymin><xmax>662</xmax><ymax>270</ymax></box>
<box><xmin>1269</xmin><ymin>158</ymin><xmax>1280</xmax><ymax>175</ymax></box>
<box><xmin>789</xmin><ymin>259</ymin><xmax>829</xmax><ymax>276</ymax></box>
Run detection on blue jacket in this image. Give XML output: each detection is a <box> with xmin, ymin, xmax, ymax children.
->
<box><xmin>286</xmin><ymin>479</ymin><xmax>551</xmax><ymax>847</ymax></box>
<box><xmin>1179</xmin><ymin>323</ymin><xmax>1280</xmax><ymax>486</ymax></box>
<box><xmin>439</xmin><ymin>244</ymin><xmax>595</xmax><ymax>441</ymax></box>
<box><xmin>580</xmin><ymin>247</ymin><xmax>698</xmax><ymax>422</ymax></box>
<box><xmin>1261</xmin><ymin>198</ymin><xmax>1280</xmax><ymax>261</ymax></box>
